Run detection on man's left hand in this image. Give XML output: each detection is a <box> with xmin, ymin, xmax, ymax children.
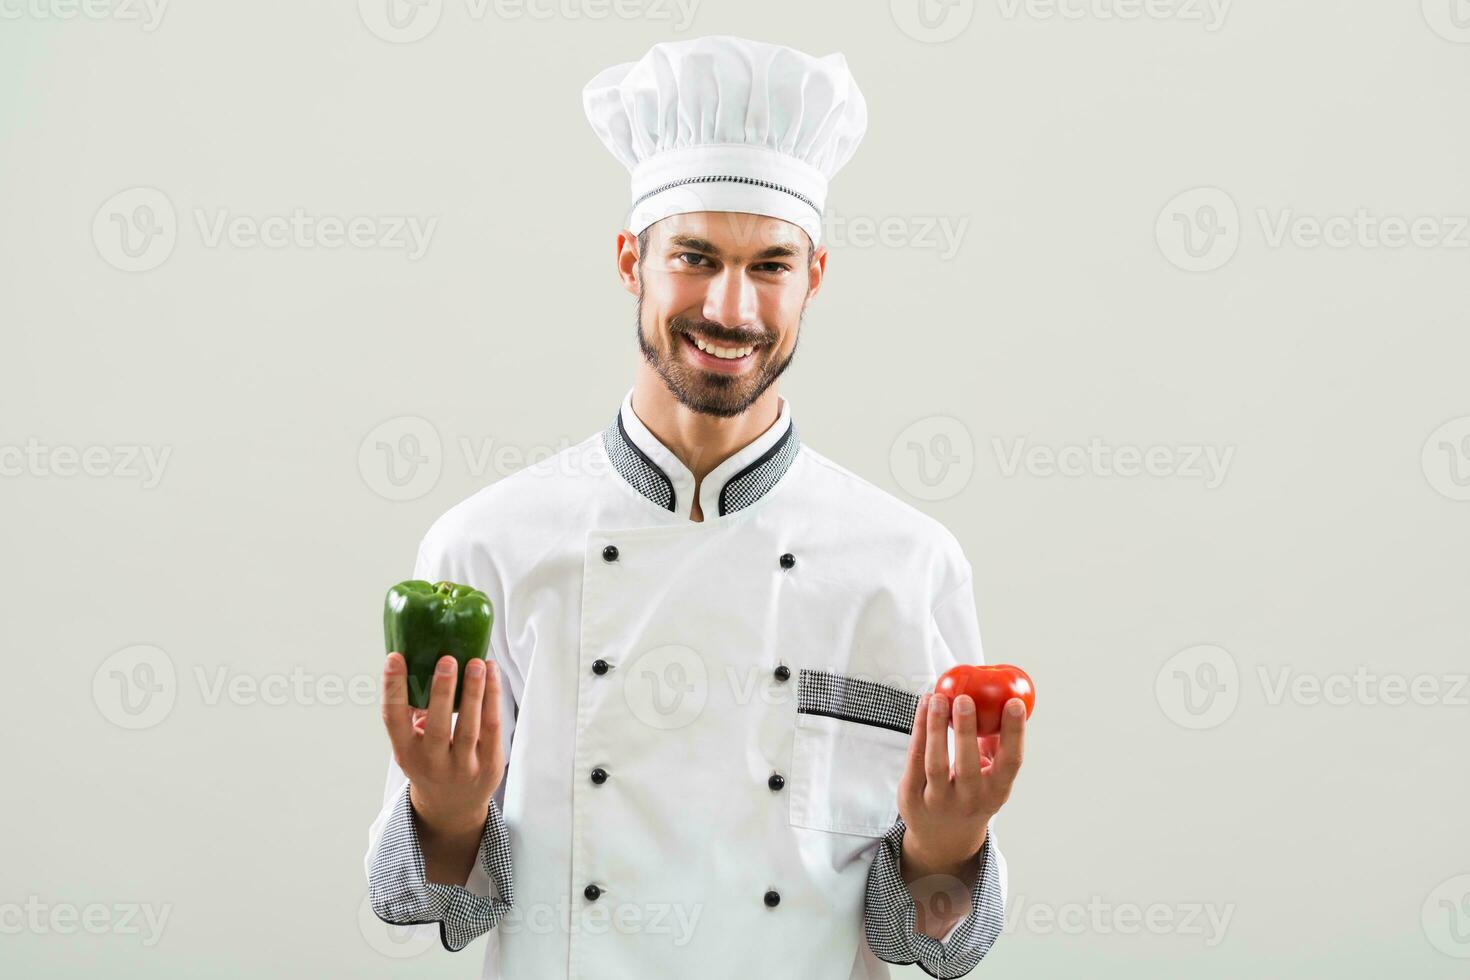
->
<box><xmin>897</xmin><ymin>691</ymin><xmax>1026</xmax><ymax>937</ymax></box>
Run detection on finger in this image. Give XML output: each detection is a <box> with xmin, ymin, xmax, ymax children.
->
<box><xmin>988</xmin><ymin>698</ymin><xmax>1027</xmax><ymax>789</ymax></box>
<box><xmin>453</xmin><ymin>658</ymin><xmax>487</xmax><ymax>753</ymax></box>
<box><xmin>924</xmin><ymin>693</ymin><xmax>952</xmax><ymax>788</ymax></box>
<box><xmin>411</xmin><ymin>708</ymin><xmax>427</xmax><ymax>735</ymax></box>
<box><xmin>380</xmin><ymin>653</ymin><xmax>415</xmax><ymax>753</ymax></box>
<box><xmin>901</xmin><ymin>694</ymin><xmax>931</xmax><ymax>802</ymax></box>
<box><xmin>952</xmin><ymin>695</ymin><xmax>982</xmax><ymax>785</ymax></box>
<box><xmin>478</xmin><ymin>660</ymin><xmax>504</xmax><ymax>763</ymax></box>
<box><xmin>424</xmin><ymin>656</ymin><xmax>458</xmax><ymax>743</ymax></box>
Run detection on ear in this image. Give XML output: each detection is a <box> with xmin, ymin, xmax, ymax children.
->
<box><xmin>806</xmin><ymin>242</ymin><xmax>828</xmax><ymax>300</ymax></box>
<box><xmin>617</xmin><ymin>229</ymin><xmax>641</xmax><ymax>298</ymax></box>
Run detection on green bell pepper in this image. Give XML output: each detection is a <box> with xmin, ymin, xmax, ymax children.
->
<box><xmin>383</xmin><ymin>580</ymin><xmax>494</xmax><ymax>710</ymax></box>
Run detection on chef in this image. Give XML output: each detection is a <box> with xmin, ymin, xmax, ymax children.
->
<box><xmin>365</xmin><ymin>34</ymin><xmax>1026</xmax><ymax>980</ymax></box>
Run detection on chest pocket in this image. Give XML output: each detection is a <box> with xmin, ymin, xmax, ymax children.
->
<box><xmin>788</xmin><ymin>669</ymin><xmax>920</xmax><ymax>838</ymax></box>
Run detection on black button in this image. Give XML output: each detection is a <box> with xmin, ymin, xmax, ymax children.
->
<box><xmin>768</xmin><ymin>772</ymin><xmax>785</xmax><ymax>792</ymax></box>
<box><xmin>764</xmin><ymin>889</ymin><xmax>781</xmax><ymax>907</ymax></box>
<box><xmin>591</xmin><ymin>767</ymin><xmax>608</xmax><ymax>785</ymax></box>
<box><xmin>585</xmin><ymin>884</ymin><xmax>602</xmax><ymax>901</ymax></box>
<box><xmin>602</xmin><ymin>544</ymin><xmax>619</xmax><ymax>563</ymax></box>
<box><xmin>773</xmin><ymin>664</ymin><xmax>790</xmax><ymax>682</ymax></box>
<box><xmin>592</xmin><ymin>659</ymin><xmax>610</xmax><ymax>676</ymax></box>
<box><xmin>779</xmin><ymin>553</ymin><xmax>796</xmax><ymax>569</ymax></box>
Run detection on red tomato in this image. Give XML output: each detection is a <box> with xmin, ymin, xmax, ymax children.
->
<box><xmin>934</xmin><ymin>664</ymin><xmax>1035</xmax><ymax>736</ymax></box>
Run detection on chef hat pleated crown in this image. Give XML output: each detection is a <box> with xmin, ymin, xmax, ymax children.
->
<box><xmin>582</xmin><ymin>34</ymin><xmax>868</xmax><ymax>247</ymax></box>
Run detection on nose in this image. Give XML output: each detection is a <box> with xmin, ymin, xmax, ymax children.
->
<box><xmin>703</xmin><ymin>264</ymin><xmax>758</xmax><ymax>329</ymax></box>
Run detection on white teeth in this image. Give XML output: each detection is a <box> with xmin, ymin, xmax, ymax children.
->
<box><xmin>692</xmin><ymin>335</ymin><xmax>754</xmax><ymax>359</ymax></box>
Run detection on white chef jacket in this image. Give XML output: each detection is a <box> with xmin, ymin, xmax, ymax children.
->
<box><xmin>366</xmin><ymin>388</ymin><xmax>1007</xmax><ymax>979</ymax></box>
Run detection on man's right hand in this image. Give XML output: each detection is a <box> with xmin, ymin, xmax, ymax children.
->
<box><xmin>381</xmin><ymin>652</ymin><xmax>506</xmax><ymax>884</ymax></box>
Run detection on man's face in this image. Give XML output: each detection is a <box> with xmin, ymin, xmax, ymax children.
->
<box><xmin>629</xmin><ymin>211</ymin><xmax>824</xmax><ymax>418</ymax></box>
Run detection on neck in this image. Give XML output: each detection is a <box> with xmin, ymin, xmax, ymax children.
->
<box><xmin>630</xmin><ymin>362</ymin><xmax>782</xmax><ymax>483</ymax></box>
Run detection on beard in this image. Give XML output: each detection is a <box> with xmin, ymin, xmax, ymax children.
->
<box><xmin>635</xmin><ymin>287</ymin><xmax>802</xmax><ymax>419</ymax></box>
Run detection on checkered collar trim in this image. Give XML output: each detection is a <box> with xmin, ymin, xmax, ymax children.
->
<box><xmin>600</xmin><ymin>393</ymin><xmax>801</xmax><ymax>517</ymax></box>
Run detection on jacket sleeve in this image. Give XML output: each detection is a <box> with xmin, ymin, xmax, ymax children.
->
<box><xmin>862</xmin><ymin>555</ymin><xmax>1009</xmax><ymax>977</ymax></box>
<box><xmin>363</xmin><ymin>532</ymin><xmax>519</xmax><ymax>951</ymax></box>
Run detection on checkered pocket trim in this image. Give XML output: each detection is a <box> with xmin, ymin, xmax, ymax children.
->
<box><xmin>797</xmin><ymin>668</ymin><xmax>921</xmax><ymax>735</ymax></box>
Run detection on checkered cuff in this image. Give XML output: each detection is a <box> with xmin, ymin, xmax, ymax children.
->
<box><xmin>863</xmin><ymin>818</ymin><xmax>1004</xmax><ymax>978</ymax></box>
<box><xmin>367</xmin><ymin>781</ymin><xmax>515</xmax><ymax>952</ymax></box>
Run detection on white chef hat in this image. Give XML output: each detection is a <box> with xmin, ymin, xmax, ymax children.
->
<box><xmin>582</xmin><ymin>34</ymin><xmax>868</xmax><ymax>248</ymax></box>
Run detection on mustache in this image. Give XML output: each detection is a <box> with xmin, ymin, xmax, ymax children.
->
<box><xmin>670</xmin><ymin>316</ymin><xmax>772</xmax><ymax>348</ymax></box>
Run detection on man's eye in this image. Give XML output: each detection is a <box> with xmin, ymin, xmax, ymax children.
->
<box><xmin>676</xmin><ymin>252</ymin><xmax>710</xmax><ymax>267</ymax></box>
<box><xmin>755</xmin><ymin>263</ymin><xmax>790</xmax><ymax>274</ymax></box>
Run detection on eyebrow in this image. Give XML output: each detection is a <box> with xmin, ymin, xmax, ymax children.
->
<box><xmin>666</xmin><ymin>234</ymin><xmax>803</xmax><ymax>261</ymax></box>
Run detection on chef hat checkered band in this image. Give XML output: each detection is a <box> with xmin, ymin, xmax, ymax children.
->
<box><xmin>581</xmin><ymin>35</ymin><xmax>869</xmax><ymax>247</ymax></box>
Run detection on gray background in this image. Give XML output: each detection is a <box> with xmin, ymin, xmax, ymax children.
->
<box><xmin>3</xmin><ymin>1</ymin><xmax>1468</xmax><ymax>977</ymax></box>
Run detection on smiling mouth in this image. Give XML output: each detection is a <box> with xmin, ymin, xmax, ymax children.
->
<box><xmin>679</xmin><ymin>330</ymin><xmax>764</xmax><ymax>363</ymax></box>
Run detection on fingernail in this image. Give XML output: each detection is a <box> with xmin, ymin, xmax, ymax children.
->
<box><xmin>956</xmin><ymin>696</ymin><xmax>973</xmax><ymax>715</ymax></box>
<box><xmin>466</xmin><ymin>659</ymin><xmax>485</xmax><ymax>677</ymax></box>
<box><xmin>436</xmin><ymin>657</ymin><xmax>456</xmax><ymax>676</ymax></box>
<box><xmin>933</xmin><ymin>694</ymin><xmax>948</xmax><ymax>714</ymax></box>
<box><xmin>1007</xmin><ymin>700</ymin><xmax>1025</xmax><ymax>718</ymax></box>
